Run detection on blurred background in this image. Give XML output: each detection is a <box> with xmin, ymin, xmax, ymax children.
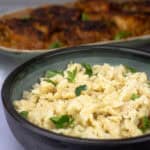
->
<box><xmin>0</xmin><ymin>0</ymin><xmax>73</xmax><ymax>12</ymax></box>
<box><xmin>0</xmin><ymin>0</ymin><xmax>149</xmax><ymax>51</ymax></box>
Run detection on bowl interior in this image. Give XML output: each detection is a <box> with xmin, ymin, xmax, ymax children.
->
<box><xmin>6</xmin><ymin>46</ymin><xmax>150</xmax><ymax>101</ymax></box>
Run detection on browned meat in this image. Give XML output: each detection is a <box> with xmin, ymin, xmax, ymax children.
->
<box><xmin>0</xmin><ymin>0</ymin><xmax>149</xmax><ymax>50</ymax></box>
<box><xmin>110</xmin><ymin>0</ymin><xmax>150</xmax><ymax>14</ymax></box>
<box><xmin>75</xmin><ymin>0</ymin><xmax>110</xmax><ymax>13</ymax></box>
<box><xmin>30</xmin><ymin>6</ymin><xmax>50</xmax><ymax>19</ymax></box>
<box><xmin>0</xmin><ymin>21</ymin><xmax>12</xmax><ymax>46</ymax></box>
<box><xmin>112</xmin><ymin>14</ymin><xmax>150</xmax><ymax>35</ymax></box>
<box><xmin>31</xmin><ymin>5</ymin><xmax>82</xmax><ymax>21</ymax></box>
<box><xmin>0</xmin><ymin>19</ymin><xmax>46</xmax><ymax>49</ymax></box>
<box><xmin>75</xmin><ymin>0</ymin><xmax>150</xmax><ymax>14</ymax></box>
<box><xmin>59</xmin><ymin>21</ymin><xmax>117</xmax><ymax>46</ymax></box>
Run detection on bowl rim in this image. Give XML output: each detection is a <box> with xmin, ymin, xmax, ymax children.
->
<box><xmin>2</xmin><ymin>45</ymin><xmax>150</xmax><ymax>145</ymax></box>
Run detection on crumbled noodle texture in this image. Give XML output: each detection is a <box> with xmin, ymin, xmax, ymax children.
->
<box><xmin>14</xmin><ymin>63</ymin><xmax>150</xmax><ymax>139</ymax></box>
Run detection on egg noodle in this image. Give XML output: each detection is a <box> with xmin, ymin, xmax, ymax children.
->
<box><xmin>14</xmin><ymin>63</ymin><xmax>150</xmax><ymax>139</ymax></box>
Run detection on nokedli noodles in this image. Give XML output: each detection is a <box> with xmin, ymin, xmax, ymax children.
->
<box><xmin>14</xmin><ymin>63</ymin><xmax>150</xmax><ymax>139</ymax></box>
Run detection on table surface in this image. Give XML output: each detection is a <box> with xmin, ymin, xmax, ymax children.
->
<box><xmin>0</xmin><ymin>2</ymin><xmax>150</xmax><ymax>150</ymax></box>
<box><xmin>0</xmin><ymin>54</ymin><xmax>25</xmax><ymax>150</ymax></box>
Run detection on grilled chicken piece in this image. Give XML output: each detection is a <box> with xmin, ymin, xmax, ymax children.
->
<box><xmin>76</xmin><ymin>0</ymin><xmax>150</xmax><ymax>14</ymax></box>
<box><xmin>75</xmin><ymin>0</ymin><xmax>110</xmax><ymax>13</ymax></box>
<box><xmin>0</xmin><ymin>19</ymin><xmax>46</xmax><ymax>49</ymax></box>
<box><xmin>0</xmin><ymin>21</ymin><xmax>12</xmax><ymax>47</ymax></box>
<box><xmin>44</xmin><ymin>20</ymin><xmax>117</xmax><ymax>47</ymax></box>
<box><xmin>75</xmin><ymin>0</ymin><xmax>150</xmax><ymax>36</ymax></box>
<box><xmin>113</xmin><ymin>14</ymin><xmax>150</xmax><ymax>35</ymax></box>
<box><xmin>59</xmin><ymin>20</ymin><xmax>117</xmax><ymax>46</ymax></box>
<box><xmin>30</xmin><ymin>6</ymin><xmax>50</xmax><ymax>19</ymax></box>
<box><xmin>30</xmin><ymin>5</ymin><xmax>83</xmax><ymax>36</ymax></box>
<box><xmin>0</xmin><ymin>0</ymin><xmax>149</xmax><ymax>50</ymax></box>
<box><xmin>111</xmin><ymin>0</ymin><xmax>150</xmax><ymax>14</ymax></box>
<box><xmin>48</xmin><ymin>5</ymin><xmax>82</xmax><ymax>21</ymax></box>
<box><xmin>31</xmin><ymin>5</ymin><xmax>82</xmax><ymax>21</ymax></box>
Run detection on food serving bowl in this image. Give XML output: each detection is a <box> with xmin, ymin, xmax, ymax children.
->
<box><xmin>2</xmin><ymin>45</ymin><xmax>150</xmax><ymax>150</ymax></box>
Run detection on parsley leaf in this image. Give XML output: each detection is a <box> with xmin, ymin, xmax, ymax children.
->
<box><xmin>139</xmin><ymin>116</ymin><xmax>150</xmax><ymax>133</ymax></box>
<box><xmin>131</xmin><ymin>93</ymin><xmax>140</xmax><ymax>101</ymax></box>
<box><xmin>49</xmin><ymin>41</ymin><xmax>62</xmax><ymax>49</ymax></box>
<box><xmin>45</xmin><ymin>79</ymin><xmax>57</xmax><ymax>86</ymax></box>
<box><xmin>114</xmin><ymin>31</ymin><xmax>131</xmax><ymax>40</ymax></box>
<box><xmin>75</xmin><ymin>85</ymin><xmax>87</xmax><ymax>96</ymax></box>
<box><xmin>67</xmin><ymin>68</ymin><xmax>77</xmax><ymax>83</ymax></box>
<box><xmin>124</xmin><ymin>65</ymin><xmax>137</xmax><ymax>73</ymax></box>
<box><xmin>21</xmin><ymin>15</ymin><xmax>31</xmax><ymax>20</ymax></box>
<box><xmin>50</xmin><ymin>115</ymin><xmax>74</xmax><ymax>129</ymax></box>
<box><xmin>147</xmin><ymin>81</ymin><xmax>150</xmax><ymax>87</ymax></box>
<box><xmin>45</xmin><ymin>70</ymin><xmax>63</xmax><ymax>78</ymax></box>
<box><xmin>82</xmin><ymin>63</ymin><xmax>93</xmax><ymax>77</ymax></box>
<box><xmin>20</xmin><ymin>111</ymin><xmax>28</xmax><ymax>119</ymax></box>
<box><xmin>81</xmin><ymin>13</ymin><xmax>90</xmax><ymax>21</ymax></box>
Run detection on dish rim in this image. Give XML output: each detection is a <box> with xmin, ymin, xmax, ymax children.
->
<box><xmin>2</xmin><ymin>45</ymin><xmax>150</xmax><ymax>145</ymax></box>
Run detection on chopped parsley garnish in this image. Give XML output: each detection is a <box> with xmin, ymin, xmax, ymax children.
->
<box><xmin>82</xmin><ymin>63</ymin><xmax>93</xmax><ymax>77</ymax></box>
<box><xmin>147</xmin><ymin>81</ymin><xmax>150</xmax><ymax>87</ymax></box>
<box><xmin>114</xmin><ymin>31</ymin><xmax>131</xmax><ymax>40</ymax></box>
<box><xmin>21</xmin><ymin>15</ymin><xmax>31</xmax><ymax>20</ymax></box>
<box><xmin>131</xmin><ymin>93</ymin><xmax>140</xmax><ymax>100</ymax></box>
<box><xmin>81</xmin><ymin>13</ymin><xmax>90</xmax><ymax>21</ymax></box>
<box><xmin>75</xmin><ymin>85</ymin><xmax>87</xmax><ymax>96</ymax></box>
<box><xmin>50</xmin><ymin>115</ymin><xmax>74</xmax><ymax>129</ymax></box>
<box><xmin>124</xmin><ymin>65</ymin><xmax>137</xmax><ymax>73</ymax></box>
<box><xmin>49</xmin><ymin>41</ymin><xmax>62</xmax><ymax>49</ymax></box>
<box><xmin>45</xmin><ymin>70</ymin><xmax>63</xmax><ymax>78</ymax></box>
<box><xmin>67</xmin><ymin>68</ymin><xmax>77</xmax><ymax>83</ymax></box>
<box><xmin>45</xmin><ymin>79</ymin><xmax>57</xmax><ymax>86</ymax></box>
<box><xmin>139</xmin><ymin>116</ymin><xmax>150</xmax><ymax>133</ymax></box>
<box><xmin>19</xmin><ymin>111</ymin><xmax>28</xmax><ymax>119</ymax></box>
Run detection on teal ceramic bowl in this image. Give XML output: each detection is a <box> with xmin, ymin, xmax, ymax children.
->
<box><xmin>2</xmin><ymin>45</ymin><xmax>150</xmax><ymax>150</ymax></box>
